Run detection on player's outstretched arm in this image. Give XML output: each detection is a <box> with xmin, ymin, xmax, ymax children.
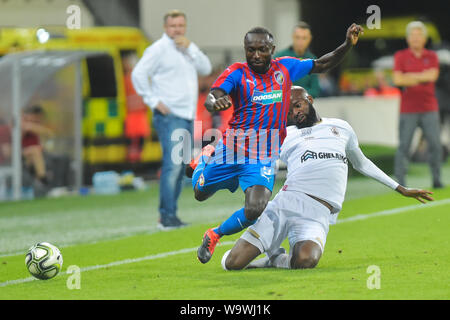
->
<box><xmin>204</xmin><ymin>90</ymin><xmax>232</xmax><ymax>112</ymax></box>
<box><xmin>346</xmin><ymin>125</ymin><xmax>434</xmax><ymax>204</ymax></box>
<box><xmin>311</xmin><ymin>23</ymin><xmax>363</xmax><ymax>74</ymax></box>
<box><xmin>395</xmin><ymin>185</ymin><xmax>434</xmax><ymax>204</ymax></box>
<box><xmin>347</xmin><ymin>146</ymin><xmax>434</xmax><ymax>204</ymax></box>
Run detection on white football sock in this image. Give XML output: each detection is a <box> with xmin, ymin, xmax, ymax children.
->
<box><xmin>246</xmin><ymin>255</ymin><xmax>270</xmax><ymax>269</ymax></box>
<box><xmin>271</xmin><ymin>253</ymin><xmax>290</xmax><ymax>269</ymax></box>
<box><xmin>221</xmin><ymin>249</ymin><xmax>231</xmax><ymax>271</ymax></box>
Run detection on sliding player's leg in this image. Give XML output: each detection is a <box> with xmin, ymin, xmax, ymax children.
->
<box><xmin>222</xmin><ymin>193</ymin><xmax>288</xmax><ymax>270</ymax></box>
<box><xmin>267</xmin><ymin>240</ymin><xmax>322</xmax><ymax>269</ymax></box>
<box><xmin>240</xmin><ymin>191</ymin><xmax>328</xmax><ymax>270</ymax></box>
<box><xmin>221</xmin><ymin>238</ymin><xmax>261</xmax><ymax>270</ymax></box>
<box><xmin>268</xmin><ymin>194</ymin><xmax>329</xmax><ymax>269</ymax></box>
<box><xmin>290</xmin><ymin>240</ymin><xmax>322</xmax><ymax>269</ymax></box>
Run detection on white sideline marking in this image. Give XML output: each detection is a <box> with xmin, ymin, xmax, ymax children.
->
<box><xmin>0</xmin><ymin>226</ymin><xmax>162</xmax><ymax>258</ymax></box>
<box><xmin>1</xmin><ymin>198</ymin><xmax>449</xmax><ymax>288</ymax></box>
<box><xmin>0</xmin><ymin>241</ymin><xmax>233</xmax><ymax>288</ymax></box>
<box><xmin>336</xmin><ymin>198</ymin><xmax>450</xmax><ymax>224</ymax></box>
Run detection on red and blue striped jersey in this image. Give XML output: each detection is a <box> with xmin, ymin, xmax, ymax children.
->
<box><xmin>211</xmin><ymin>57</ymin><xmax>314</xmax><ymax>163</ymax></box>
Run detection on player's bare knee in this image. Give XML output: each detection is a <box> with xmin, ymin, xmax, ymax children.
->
<box><xmin>244</xmin><ymin>186</ymin><xmax>271</xmax><ymax>220</ymax></box>
<box><xmin>245</xmin><ymin>199</ymin><xmax>268</xmax><ymax>220</ymax></box>
<box><xmin>225</xmin><ymin>251</ymin><xmax>245</xmax><ymax>270</ymax></box>
<box><xmin>244</xmin><ymin>207</ymin><xmax>259</xmax><ymax>221</ymax></box>
<box><xmin>291</xmin><ymin>241</ymin><xmax>322</xmax><ymax>269</ymax></box>
<box><xmin>194</xmin><ymin>191</ymin><xmax>206</xmax><ymax>202</ymax></box>
<box><xmin>291</xmin><ymin>254</ymin><xmax>320</xmax><ymax>269</ymax></box>
<box><xmin>194</xmin><ymin>188</ymin><xmax>208</xmax><ymax>202</ymax></box>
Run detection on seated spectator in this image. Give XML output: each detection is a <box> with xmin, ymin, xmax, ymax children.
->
<box><xmin>122</xmin><ymin>52</ymin><xmax>150</xmax><ymax>163</ymax></box>
<box><xmin>22</xmin><ymin>105</ymin><xmax>53</xmax><ymax>186</ymax></box>
<box><xmin>195</xmin><ymin>75</ymin><xmax>214</xmax><ymax>147</ymax></box>
<box><xmin>364</xmin><ymin>70</ymin><xmax>400</xmax><ymax>98</ymax></box>
<box><xmin>0</xmin><ymin>119</ymin><xmax>12</xmax><ymax>165</ymax></box>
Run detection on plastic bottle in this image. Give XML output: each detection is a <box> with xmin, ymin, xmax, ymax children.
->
<box><xmin>93</xmin><ymin>171</ymin><xmax>120</xmax><ymax>195</ymax></box>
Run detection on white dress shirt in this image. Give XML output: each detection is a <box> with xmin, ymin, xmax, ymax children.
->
<box><xmin>131</xmin><ymin>33</ymin><xmax>212</xmax><ymax>120</ymax></box>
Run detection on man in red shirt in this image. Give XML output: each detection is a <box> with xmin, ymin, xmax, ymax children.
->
<box><xmin>393</xmin><ymin>21</ymin><xmax>443</xmax><ymax>188</ymax></box>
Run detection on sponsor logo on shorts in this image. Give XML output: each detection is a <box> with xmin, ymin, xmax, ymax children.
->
<box><xmin>300</xmin><ymin>150</ymin><xmax>348</xmax><ymax>164</ymax></box>
<box><xmin>252</xmin><ymin>90</ymin><xmax>283</xmax><ymax>105</ymax></box>
<box><xmin>260</xmin><ymin>166</ymin><xmax>275</xmax><ymax>182</ymax></box>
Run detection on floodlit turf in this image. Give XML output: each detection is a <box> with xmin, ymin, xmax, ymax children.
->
<box><xmin>0</xmin><ymin>162</ymin><xmax>449</xmax><ymax>300</ymax></box>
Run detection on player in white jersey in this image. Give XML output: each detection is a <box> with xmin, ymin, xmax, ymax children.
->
<box><xmin>221</xmin><ymin>86</ymin><xmax>434</xmax><ymax>271</ymax></box>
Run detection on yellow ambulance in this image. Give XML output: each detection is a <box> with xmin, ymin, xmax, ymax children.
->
<box><xmin>0</xmin><ymin>26</ymin><xmax>162</xmax><ymax>175</ymax></box>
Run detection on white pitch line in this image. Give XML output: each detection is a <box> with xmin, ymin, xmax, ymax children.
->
<box><xmin>336</xmin><ymin>197</ymin><xmax>450</xmax><ymax>224</ymax></box>
<box><xmin>1</xmin><ymin>198</ymin><xmax>449</xmax><ymax>288</ymax></box>
<box><xmin>0</xmin><ymin>226</ymin><xmax>162</xmax><ymax>259</ymax></box>
<box><xmin>0</xmin><ymin>241</ymin><xmax>233</xmax><ymax>288</ymax></box>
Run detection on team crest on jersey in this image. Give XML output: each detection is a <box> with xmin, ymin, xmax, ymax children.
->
<box><xmin>274</xmin><ymin>71</ymin><xmax>284</xmax><ymax>85</ymax></box>
<box><xmin>301</xmin><ymin>127</ymin><xmax>312</xmax><ymax>136</ymax></box>
<box><xmin>252</xmin><ymin>90</ymin><xmax>283</xmax><ymax>105</ymax></box>
<box><xmin>331</xmin><ymin>127</ymin><xmax>340</xmax><ymax>136</ymax></box>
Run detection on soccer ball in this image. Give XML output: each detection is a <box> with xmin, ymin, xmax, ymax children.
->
<box><xmin>25</xmin><ymin>242</ymin><xmax>63</xmax><ymax>280</ymax></box>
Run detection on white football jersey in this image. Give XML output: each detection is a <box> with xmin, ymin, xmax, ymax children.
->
<box><xmin>280</xmin><ymin>118</ymin><xmax>399</xmax><ymax>223</ymax></box>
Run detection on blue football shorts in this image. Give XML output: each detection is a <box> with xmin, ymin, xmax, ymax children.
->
<box><xmin>194</xmin><ymin>140</ymin><xmax>277</xmax><ymax>194</ymax></box>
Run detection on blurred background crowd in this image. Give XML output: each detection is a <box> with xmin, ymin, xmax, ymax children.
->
<box><xmin>0</xmin><ymin>0</ymin><xmax>449</xmax><ymax>200</ymax></box>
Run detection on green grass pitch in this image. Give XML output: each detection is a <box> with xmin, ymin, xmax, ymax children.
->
<box><xmin>0</xmin><ymin>161</ymin><xmax>449</xmax><ymax>300</ymax></box>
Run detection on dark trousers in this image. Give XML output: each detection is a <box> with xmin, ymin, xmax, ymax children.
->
<box><xmin>394</xmin><ymin>111</ymin><xmax>442</xmax><ymax>186</ymax></box>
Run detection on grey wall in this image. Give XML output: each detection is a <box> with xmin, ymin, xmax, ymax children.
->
<box><xmin>0</xmin><ymin>0</ymin><xmax>94</xmax><ymax>28</ymax></box>
<box><xmin>139</xmin><ymin>0</ymin><xmax>300</xmax><ymax>49</ymax></box>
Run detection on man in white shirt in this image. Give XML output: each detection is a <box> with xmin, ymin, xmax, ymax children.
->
<box><xmin>221</xmin><ymin>86</ymin><xmax>434</xmax><ymax>270</ymax></box>
<box><xmin>132</xmin><ymin>10</ymin><xmax>212</xmax><ymax>230</ymax></box>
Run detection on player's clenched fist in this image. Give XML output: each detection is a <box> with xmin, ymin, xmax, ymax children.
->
<box><xmin>205</xmin><ymin>92</ymin><xmax>232</xmax><ymax>111</ymax></box>
<box><xmin>346</xmin><ymin>23</ymin><xmax>364</xmax><ymax>46</ymax></box>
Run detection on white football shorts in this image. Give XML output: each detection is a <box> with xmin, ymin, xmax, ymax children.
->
<box><xmin>241</xmin><ymin>189</ymin><xmax>330</xmax><ymax>258</ymax></box>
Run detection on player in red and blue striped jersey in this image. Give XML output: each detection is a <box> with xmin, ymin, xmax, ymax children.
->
<box><xmin>193</xmin><ymin>24</ymin><xmax>363</xmax><ymax>264</ymax></box>
<box><xmin>211</xmin><ymin>57</ymin><xmax>310</xmax><ymax>162</ymax></box>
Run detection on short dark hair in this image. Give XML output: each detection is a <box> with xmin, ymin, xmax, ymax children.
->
<box><xmin>25</xmin><ymin>105</ymin><xmax>44</xmax><ymax>115</ymax></box>
<box><xmin>294</xmin><ymin>21</ymin><xmax>311</xmax><ymax>32</ymax></box>
<box><xmin>244</xmin><ymin>27</ymin><xmax>274</xmax><ymax>43</ymax></box>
